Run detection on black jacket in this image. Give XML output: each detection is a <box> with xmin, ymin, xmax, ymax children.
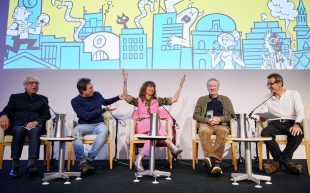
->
<box><xmin>0</xmin><ymin>92</ymin><xmax>51</xmax><ymax>129</ymax></box>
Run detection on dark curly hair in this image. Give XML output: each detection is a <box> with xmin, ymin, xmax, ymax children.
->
<box><xmin>139</xmin><ymin>81</ymin><xmax>156</xmax><ymax>101</ymax></box>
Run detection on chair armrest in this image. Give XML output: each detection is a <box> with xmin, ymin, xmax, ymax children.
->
<box><xmin>107</xmin><ymin>119</ymin><xmax>114</xmax><ymax>140</ymax></box>
<box><xmin>192</xmin><ymin>119</ymin><xmax>197</xmax><ymax>140</ymax></box>
<box><xmin>130</xmin><ymin>120</ymin><xmax>135</xmax><ymax>140</ymax></box>
<box><xmin>256</xmin><ymin>120</ymin><xmax>268</xmax><ymax>137</ymax></box>
<box><xmin>0</xmin><ymin>126</ymin><xmax>5</xmax><ymax>143</ymax></box>
<box><xmin>68</xmin><ymin>120</ymin><xmax>78</xmax><ymax>136</ymax></box>
<box><xmin>102</xmin><ymin>111</ymin><xmax>112</xmax><ymax>126</ymax></box>
<box><xmin>45</xmin><ymin>119</ymin><xmax>53</xmax><ymax>137</ymax></box>
<box><xmin>303</xmin><ymin>117</ymin><xmax>309</xmax><ymax>142</ymax></box>
<box><xmin>230</xmin><ymin>119</ymin><xmax>237</xmax><ymax>137</ymax></box>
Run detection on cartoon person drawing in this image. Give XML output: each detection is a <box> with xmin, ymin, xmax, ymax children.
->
<box><xmin>261</xmin><ymin>31</ymin><xmax>294</xmax><ymax>70</ymax></box>
<box><xmin>208</xmin><ymin>31</ymin><xmax>245</xmax><ymax>69</ymax></box>
<box><xmin>5</xmin><ymin>6</ymin><xmax>49</xmax><ymax>58</ymax></box>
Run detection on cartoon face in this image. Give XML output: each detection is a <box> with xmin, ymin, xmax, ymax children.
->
<box><xmin>177</xmin><ymin>7</ymin><xmax>199</xmax><ymax>27</ymax></box>
<box><xmin>84</xmin><ymin>32</ymin><xmax>120</xmax><ymax>60</ymax></box>
<box><xmin>264</xmin><ymin>32</ymin><xmax>282</xmax><ymax>53</ymax></box>
<box><xmin>13</xmin><ymin>7</ymin><xmax>32</xmax><ymax>21</ymax></box>
<box><xmin>218</xmin><ymin>33</ymin><xmax>234</xmax><ymax>48</ymax></box>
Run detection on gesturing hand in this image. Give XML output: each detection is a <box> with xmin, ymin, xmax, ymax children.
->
<box><xmin>105</xmin><ymin>105</ymin><xmax>117</xmax><ymax>112</ymax></box>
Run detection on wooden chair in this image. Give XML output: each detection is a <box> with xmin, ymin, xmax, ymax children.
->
<box><xmin>129</xmin><ymin>119</ymin><xmax>173</xmax><ymax>169</ymax></box>
<box><xmin>66</xmin><ymin>112</ymin><xmax>114</xmax><ymax>171</ymax></box>
<box><xmin>0</xmin><ymin>120</ymin><xmax>52</xmax><ymax>172</ymax></box>
<box><xmin>257</xmin><ymin>107</ymin><xmax>310</xmax><ymax>175</ymax></box>
<box><xmin>191</xmin><ymin>119</ymin><xmax>238</xmax><ymax>170</ymax></box>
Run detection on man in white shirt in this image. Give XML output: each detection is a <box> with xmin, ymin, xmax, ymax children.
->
<box><xmin>260</xmin><ymin>73</ymin><xmax>304</xmax><ymax>175</ymax></box>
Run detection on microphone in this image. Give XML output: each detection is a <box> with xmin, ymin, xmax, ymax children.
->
<box><xmin>38</xmin><ymin>94</ymin><xmax>57</xmax><ymax>115</ymax></box>
<box><xmin>248</xmin><ymin>94</ymin><xmax>273</xmax><ymax>120</ymax></box>
<box><xmin>209</xmin><ymin>97</ymin><xmax>235</xmax><ymax>119</ymax></box>
<box><xmin>154</xmin><ymin>97</ymin><xmax>179</xmax><ymax>129</ymax></box>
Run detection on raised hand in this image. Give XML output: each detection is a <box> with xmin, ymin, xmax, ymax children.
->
<box><xmin>179</xmin><ymin>74</ymin><xmax>186</xmax><ymax>88</ymax></box>
<box><xmin>122</xmin><ymin>69</ymin><xmax>128</xmax><ymax>82</ymax></box>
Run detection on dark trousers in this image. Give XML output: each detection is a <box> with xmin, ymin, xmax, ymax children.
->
<box><xmin>11</xmin><ymin>126</ymin><xmax>43</xmax><ymax>160</ymax></box>
<box><xmin>261</xmin><ymin>121</ymin><xmax>303</xmax><ymax>166</ymax></box>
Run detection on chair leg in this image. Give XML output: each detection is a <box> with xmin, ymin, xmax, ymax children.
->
<box><xmin>231</xmin><ymin>142</ymin><xmax>238</xmax><ymax>171</ymax></box>
<box><xmin>167</xmin><ymin>148</ymin><xmax>172</xmax><ymax>169</ymax></box>
<box><xmin>129</xmin><ymin>142</ymin><xmax>134</xmax><ymax>169</ymax></box>
<box><xmin>108</xmin><ymin>141</ymin><xmax>113</xmax><ymax>169</ymax></box>
<box><xmin>258</xmin><ymin>141</ymin><xmax>263</xmax><ymax>171</ymax></box>
<box><xmin>192</xmin><ymin>141</ymin><xmax>196</xmax><ymax>169</ymax></box>
<box><xmin>46</xmin><ymin>141</ymin><xmax>51</xmax><ymax>172</ymax></box>
<box><xmin>304</xmin><ymin>142</ymin><xmax>310</xmax><ymax>176</ymax></box>
<box><xmin>67</xmin><ymin>142</ymin><xmax>72</xmax><ymax>171</ymax></box>
<box><xmin>195</xmin><ymin>143</ymin><xmax>199</xmax><ymax>164</ymax></box>
<box><xmin>0</xmin><ymin>144</ymin><xmax>4</xmax><ymax>170</ymax></box>
<box><xmin>266</xmin><ymin>146</ymin><xmax>271</xmax><ymax>164</ymax></box>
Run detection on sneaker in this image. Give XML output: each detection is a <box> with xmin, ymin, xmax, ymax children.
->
<box><xmin>211</xmin><ymin>164</ymin><xmax>223</xmax><ymax>175</ymax></box>
<box><xmin>134</xmin><ymin>155</ymin><xmax>144</xmax><ymax>172</ymax></box>
<box><xmin>203</xmin><ymin>157</ymin><xmax>212</xmax><ymax>168</ymax></box>
<box><xmin>167</xmin><ymin>143</ymin><xmax>183</xmax><ymax>156</ymax></box>
<box><xmin>10</xmin><ymin>167</ymin><xmax>21</xmax><ymax>178</ymax></box>
<box><xmin>79</xmin><ymin>162</ymin><xmax>95</xmax><ymax>176</ymax></box>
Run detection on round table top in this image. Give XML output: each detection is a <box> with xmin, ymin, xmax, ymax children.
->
<box><xmin>229</xmin><ymin>137</ymin><xmax>272</xmax><ymax>142</ymax></box>
<box><xmin>40</xmin><ymin>136</ymin><xmax>75</xmax><ymax>141</ymax></box>
<box><xmin>135</xmin><ymin>134</ymin><xmax>168</xmax><ymax>140</ymax></box>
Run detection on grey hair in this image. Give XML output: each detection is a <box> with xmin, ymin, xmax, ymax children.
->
<box><xmin>23</xmin><ymin>76</ymin><xmax>40</xmax><ymax>85</ymax></box>
<box><xmin>206</xmin><ymin>78</ymin><xmax>220</xmax><ymax>88</ymax></box>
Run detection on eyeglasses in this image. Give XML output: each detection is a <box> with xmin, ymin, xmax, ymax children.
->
<box><xmin>26</xmin><ymin>81</ymin><xmax>40</xmax><ymax>86</ymax></box>
<box><xmin>266</xmin><ymin>81</ymin><xmax>278</xmax><ymax>87</ymax></box>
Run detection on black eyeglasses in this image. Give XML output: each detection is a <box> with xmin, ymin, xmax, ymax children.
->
<box><xmin>266</xmin><ymin>81</ymin><xmax>278</xmax><ymax>87</ymax></box>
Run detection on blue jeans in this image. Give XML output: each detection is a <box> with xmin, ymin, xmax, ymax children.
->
<box><xmin>72</xmin><ymin>122</ymin><xmax>109</xmax><ymax>164</ymax></box>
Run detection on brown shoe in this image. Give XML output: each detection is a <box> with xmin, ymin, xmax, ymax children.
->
<box><xmin>79</xmin><ymin>162</ymin><xmax>95</xmax><ymax>176</ymax></box>
<box><xmin>286</xmin><ymin>163</ymin><xmax>302</xmax><ymax>175</ymax></box>
<box><xmin>263</xmin><ymin>161</ymin><xmax>280</xmax><ymax>174</ymax></box>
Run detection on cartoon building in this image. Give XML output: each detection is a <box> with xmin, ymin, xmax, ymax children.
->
<box><xmin>120</xmin><ymin>28</ymin><xmax>147</xmax><ymax>69</ymax></box>
<box><xmin>243</xmin><ymin>21</ymin><xmax>291</xmax><ymax>69</ymax></box>
<box><xmin>192</xmin><ymin>14</ymin><xmax>241</xmax><ymax>69</ymax></box>
<box><xmin>152</xmin><ymin>13</ymin><xmax>183</xmax><ymax>69</ymax></box>
<box><xmin>78</xmin><ymin>7</ymin><xmax>112</xmax><ymax>40</ymax></box>
<box><xmin>293</xmin><ymin>0</ymin><xmax>310</xmax><ymax>69</ymax></box>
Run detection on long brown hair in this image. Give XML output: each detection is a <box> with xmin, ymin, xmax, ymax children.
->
<box><xmin>139</xmin><ymin>81</ymin><xmax>156</xmax><ymax>101</ymax></box>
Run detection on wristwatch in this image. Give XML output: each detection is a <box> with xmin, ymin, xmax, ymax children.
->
<box><xmin>294</xmin><ymin>122</ymin><xmax>302</xmax><ymax>128</ymax></box>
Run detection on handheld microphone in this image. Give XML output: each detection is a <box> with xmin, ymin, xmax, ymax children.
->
<box><xmin>248</xmin><ymin>94</ymin><xmax>273</xmax><ymax>120</ymax></box>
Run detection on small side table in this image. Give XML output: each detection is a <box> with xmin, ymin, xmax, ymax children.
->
<box><xmin>230</xmin><ymin>137</ymin><xmax>272</xmax><ymax>188</ymax></box>
<box><xmin>133</xmin><ymin>134</ymin><xmax>171</xmax><ymax>184</ymax></box>
<box><xmin>40</xmin><ymin>137</ymin><xmax>81</xmax><ymax>185</ymax></box>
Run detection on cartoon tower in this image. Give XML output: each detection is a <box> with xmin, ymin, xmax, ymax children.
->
<box><xmin>78</xmin><ymin>6</ymin><xmax>112</xmax><ymax>40</ymax></box>
<box><xmin>152</xmin><ymin>13</ymin><xmax>183</xmax><ymax>69</ymax></box>
<box><xmin>294</xmin><ymin>0</ymin><xmax>310</xmax><ymax>51</ymax></box>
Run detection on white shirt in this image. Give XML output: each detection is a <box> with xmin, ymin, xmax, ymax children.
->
<box><xmin>260</xmin><ymin>90</ymin><xmax>304</xmax><ymax>123</ymax></box>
